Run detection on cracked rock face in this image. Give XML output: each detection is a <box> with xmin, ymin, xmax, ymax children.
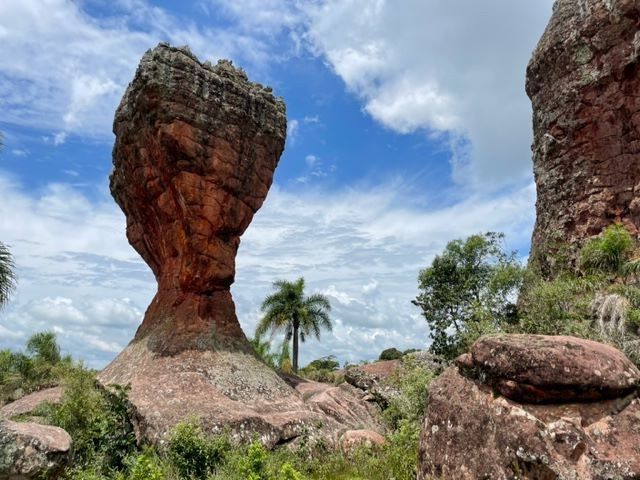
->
<box><xmin>418</xmin><ymin>335</ymin><xmax>640</xmax><ymax>480</ymax></box>
<box><xmin>98</xmin><ymin>44</ymin><xmax>380</xmax><ymax>447</ymax></box>
<box><xmin>528</xmin><ymin>0</ymin><xmax>640</xmax><ymax>274</ymax></box>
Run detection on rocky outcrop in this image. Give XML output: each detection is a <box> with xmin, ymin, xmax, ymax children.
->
<box><xmin>98</xmin><ymin>43</ymin><xmax>381</xmax><ymax>447</ymax></box>
<box><xmin>419</xmin><ymin>334</ymin><xmax>640</xmax><ymax>479</ymax></box>
<box><xmin>0</xmin><ymin>420</ymin><xmax>71</xmax><ymax>479</ymax></box>
<box><xmin>458</xmin><ymin>334</ymin><xmax>640</xmax><ymax>403</ymax></box>
<box><xmin>0</xmin><ymin>388</ymin><xmax>63</xmax><ymax>420</ymax></box>
<box><xmin>527</xmin><ymin>0</ymin><xmax>640</xmax><ymax>274</ymax></box>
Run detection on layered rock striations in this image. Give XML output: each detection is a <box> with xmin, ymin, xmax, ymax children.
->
<box><xmin>528</xmin><ymin>0</ymin><xmax>640</xmax><ymax>274</ymax></box>
<box><xmin>418</xmin><ymin>334</ymin><xmax>640</xmax><ymax>479</ymax></box>
<box><xmin>98</xmin><ymin>43</ymin><xmax>380</xmax><ymax>447</ymax></box>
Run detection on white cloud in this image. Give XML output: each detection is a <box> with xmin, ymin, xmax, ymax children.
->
<box><xmin>304</xmin><ymin>0</ymin><xmax>555</xmax><ymax>187</ymax></box>
<box><xmin>0</xmin><ymin>171</ymin><xmax>535</xmax><ymax>367</ymax></box>
<box><xmin>0</xmin><ymin>0</ymin><xmax>288</xmax><ymax>139</ymax></box>
<box><xmin>287</xmin><ymin>119</ymin><xmax>300</xmax><ymax>143</ymax></box>
<box><xmin>53</xmin><ymin>132</ymin><xmax>67</xmax><ymax>146</ymax></box>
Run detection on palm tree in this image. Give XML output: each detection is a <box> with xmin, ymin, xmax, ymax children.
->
<box><xmin>256</xmin><ymin>277</ymin><xmax>332</xmax><ymax>373</ymax></box>
<box><xmin>0</xmin><ymin>242</ymin><xmax>16</xmax><ymax>311</ymax></box>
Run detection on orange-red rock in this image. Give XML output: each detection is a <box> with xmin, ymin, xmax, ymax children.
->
<box><xmin>109</xmin><ymin>43</ymin><xmax>285</xmax><ymax>354</ymax></box>
<box><xmin>99</xmin><ymin>44</ymin><xmax>381</xmax><ymax>447</ymax></box>
<box><xmin>527</xmin><ymin>0</ymin><xmax>640</xmax><ymax>273</ymax></box>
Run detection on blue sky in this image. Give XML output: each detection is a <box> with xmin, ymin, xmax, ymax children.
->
<box><xmin>0</xmin><ymin>0</ymin><xmax>554</xmax><ymax>368</ymax></box>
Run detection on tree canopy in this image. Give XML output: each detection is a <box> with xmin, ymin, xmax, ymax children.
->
<box><xmin>413</xmin><ymin>232</ymin><xmax>524</xmax><ymax>360</ymax></box>
<box><xmin>256</xmin><ymin>277</ymin><xmax>332</xmax><ymax>373</ymax></box>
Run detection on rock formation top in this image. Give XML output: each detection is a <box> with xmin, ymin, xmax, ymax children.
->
<box><xmin>527</xmin><ymin>0</ymin><xmax>640</xmax><ymax>274</ymax></box>
<box><xmin>109</xmin><ymin>43</ymin><xmax>286</xmax><ymax>354</ymax></box>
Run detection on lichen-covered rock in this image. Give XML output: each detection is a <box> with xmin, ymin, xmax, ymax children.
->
<box><xmin>464</xmin><ymin>334</ymin><xmax>640</xmax><ymax>403</ymax></box>
<box><xmin>0</xmin><ymin>420</ymin><xmax>71</xmax><ymax>479</ymax></box>
<box><xmin>527</xmin><ymin>0</ymin><xmax>640</xmax><ymax>273</ymax></box>
<box><xmin>99</xmin><ymin>43</ymin><xmax>381</xmax><ymax>447</ymax></box>
<box><xmin>0</xmin><ymin>388</ymin><xmax>63</xmax><ymax>420</ymax></box>
<box><xmin>419</xmin><ymin>335</ymin><xmax>640</xmax><ymax>480</ymax></box>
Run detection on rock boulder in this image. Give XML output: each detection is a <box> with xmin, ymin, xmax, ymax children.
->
<box><xmin>462</xmin><ymin>334</ymin><xmax>640</xmax><ymax>403</ymax></box>
<box><xmin>0</xmin><ymin>420</ymin><xmax>71</xmax><ymax>479</ymax></box>
<box><xmin>419</xmin><ymin>334</ymin><xmax>640</xmax><ymax>479</ymax></box>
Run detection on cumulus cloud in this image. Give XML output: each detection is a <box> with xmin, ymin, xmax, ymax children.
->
<box><xmin>304</xmin><ymin>0</ymin><xmax>555</xmax><ymax>187</ymax></box>
<box><xmin>0</xmin><ymin>172</ymin><xmax>534</xmax><ymax>367</ymax></box>
<box><xmin>0</xmin><ymin>0</ymin><xmax>288</xmax><ymax>139</ymax></box>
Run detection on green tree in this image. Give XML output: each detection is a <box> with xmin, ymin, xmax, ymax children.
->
<box><xmin>413</xmin><ymin>232</ymin><xmax>524</xmax><ymax>360</ymax></box>
<box><xmin>256</xmin><ymin>277</ymin><xmax>332</xmax><ymax>373</ymax></box>
<box><xmin>26</xmin><ymin>331</ymin><xmax>61</xmax><ymax>364</ymax></box>
<box><xmin>249</xmin><ymin>333</ymin><xmax>278</xmax><ymax>369</ymax></box>
<box><xmin>379</xmin><ymin>347</ymin><xmax>404</xmax><ymax>361</ymax></box>
<box><xmin>0</xmin><ymin>242</ymin><xmax>16</xmax><ymax>311</ymax></box>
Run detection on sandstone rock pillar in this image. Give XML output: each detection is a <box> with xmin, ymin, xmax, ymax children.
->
<box><xmin>109</xmin><ymin>43</ymin><xmax>285</xmax><ymax>354</ymax></box>
<box><xmin>98</xmin><ymin>44</ymin><xmax>380</xmax><ymax>447</ymax></box>
<box><xmin>527</xmin><ymin>0</ymin><xmax>640</xmax><ymax>275</ymax></box>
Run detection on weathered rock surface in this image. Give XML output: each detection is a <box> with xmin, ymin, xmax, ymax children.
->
<box><xmin>419</xmin><ymin>335</ymin><xmax>640</xmax><ymax>479</ymax></box>
<box><xmin>344</xmin><ymin>360</ymin><xmax>401</xmax><ymax>392</ymax></box>
<box><xmin>339</xmin><ymin>429</ymin><xmax>385</xmax><ymax>456</ymax></box>
<box><xmin>462</xmin><ymin>334</ymin><xmax>640</xmax><ymax>403</ymax></box>
<box><xmin>99</xmin><ymin>43</ymin><xmax>381</xmax><ymax>447</ymax></box>
<box><xmin>0</xmin><ymin>388</ymin><xmax>63</xmax><ymax>420</ymax></box>
<box><xmin>0</xmin><ymin>420</ymin><xmax>71</xmax><ymax>479</ymax></box>
<box><xmin>528</xmin><ymin>0</ymin><xmax>640</xmax><ymax>273</ymax></box>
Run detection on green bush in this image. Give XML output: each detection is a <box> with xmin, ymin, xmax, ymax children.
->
<box><xmin>517</xmin><ymin>275</ymin><xmax>601</xmax><ymax>338</ymax></box>
<box><xmin>41</xmin><ymin>368</ymin><xmax>136</xmax><ymax>473</ymax></box>
<box><xmin>125</xmin><ymin>451</ymin><xmax>165</xmax><ymax>480</ymax></box>
<box><xmin>379</xmin><ymin>348</ymin><xmax>404</xmax><ymax>361</ymax></box>
<box><xmin>580</xmin><ymin>224</ymin><xmax>635</xmax><ymax>275</ymax></box>
<box><xmin>381</xmin><ymin>356</ymin><xmax>436</xmax><ymax>430</ymax></box>
<box><xmin>167</xmin><ymin>420</ymin><xmax>230</xmax><ymax>479</ymax></box>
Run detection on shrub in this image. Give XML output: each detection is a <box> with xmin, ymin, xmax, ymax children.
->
<box><xmin>580</xmin><ymin>224</ymin><xmax>635</xmax><ymax>275</ymax></box>
<box><xmin>379</xmin><ymin>348</ymin><xmax>403</xmax><ymax>361</ymax></box>
<box><xmin>167</xmin><ymin>420</ymin><xmax>230</xmax><ymax>479</ymax></box>
<box><xmin>125</xmin><ymin>451</ymin><xmax>165</xmax><ymax>480</ymax></box>
<box><xmin>42</xmin><ymin>368</ymin><xmax>136</xmax><ymax>472</ymax></box>
<box><xmin>381</xmin><ymin>355</ymin><xmax>436</xmax><ymax>430</ymax></box>
<box><xmin>517</xmin><ymin>275</ymin><xmax>601</xmax><ymax>338</ymax></box>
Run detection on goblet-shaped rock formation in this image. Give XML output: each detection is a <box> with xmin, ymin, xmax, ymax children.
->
<box><xmin>528</xmin><ymin>0</ymin><xmax>640</xmax><ymax>274</ymax></box>
<box><xmin>99</xmin><ymin>44</ymin><xmax>380</xmax><ymax>447</ymax></box>
<box><xmin>109</xmin><ymin>43</ymin><xmax>285</xmax><ymax>354</ymax></box>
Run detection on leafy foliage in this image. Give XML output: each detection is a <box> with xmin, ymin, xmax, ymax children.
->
<box><xmin>414</xmin><ymin>232</ymin><xmax>524</xmax><ymax>359</ymax></box>
<box><xmin>257</xmin><ymin>278</ymin><xmax>332</xmax><ymax>372</ymax></box>
<box><xmin>299</xmin><ymin>356</ymin><xmax>341</xmax><ymax>383</ymax></box>
<box><xmin>167</xmin><ymin>420</ymin><xmax>230</xmax><ymax>479</ymax></box>
<box><xmin>517</xmin><ymin>275</ymin><xmax>602</xmax><ymax>338</ymax></box>
<box><xmin>0</xmin><ymin>241</ymin><xmax>16</xmax><ymax>312</ymax></box>
<box><xmin>379</xmin><ymin>347</ymin><xmax>404</xmax><ymax>361</ymax></box>
<box><xmin>0</xmin><ymin>331</ymin><xmax>74</xmax><ymax>404</ymax></box>
<box><xmin>580</xmin><ymin>224</ymin><xmax>635</xmax><ymax>275</ymax></box>
<box><xmin>42</xmin><ymin>370</ymin><xmax>137</xmax><ymax>472</ymax></box>
<box><xmin>381</xmin><ymin>355</ymin><xmax>436</xmax><ymax>430</ymax></box>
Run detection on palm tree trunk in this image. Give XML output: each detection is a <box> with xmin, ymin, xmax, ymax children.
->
<box><xmin>292</xmin><ymin>322</ymin><xmax>299</xmax><ymax>373</ymax></box>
